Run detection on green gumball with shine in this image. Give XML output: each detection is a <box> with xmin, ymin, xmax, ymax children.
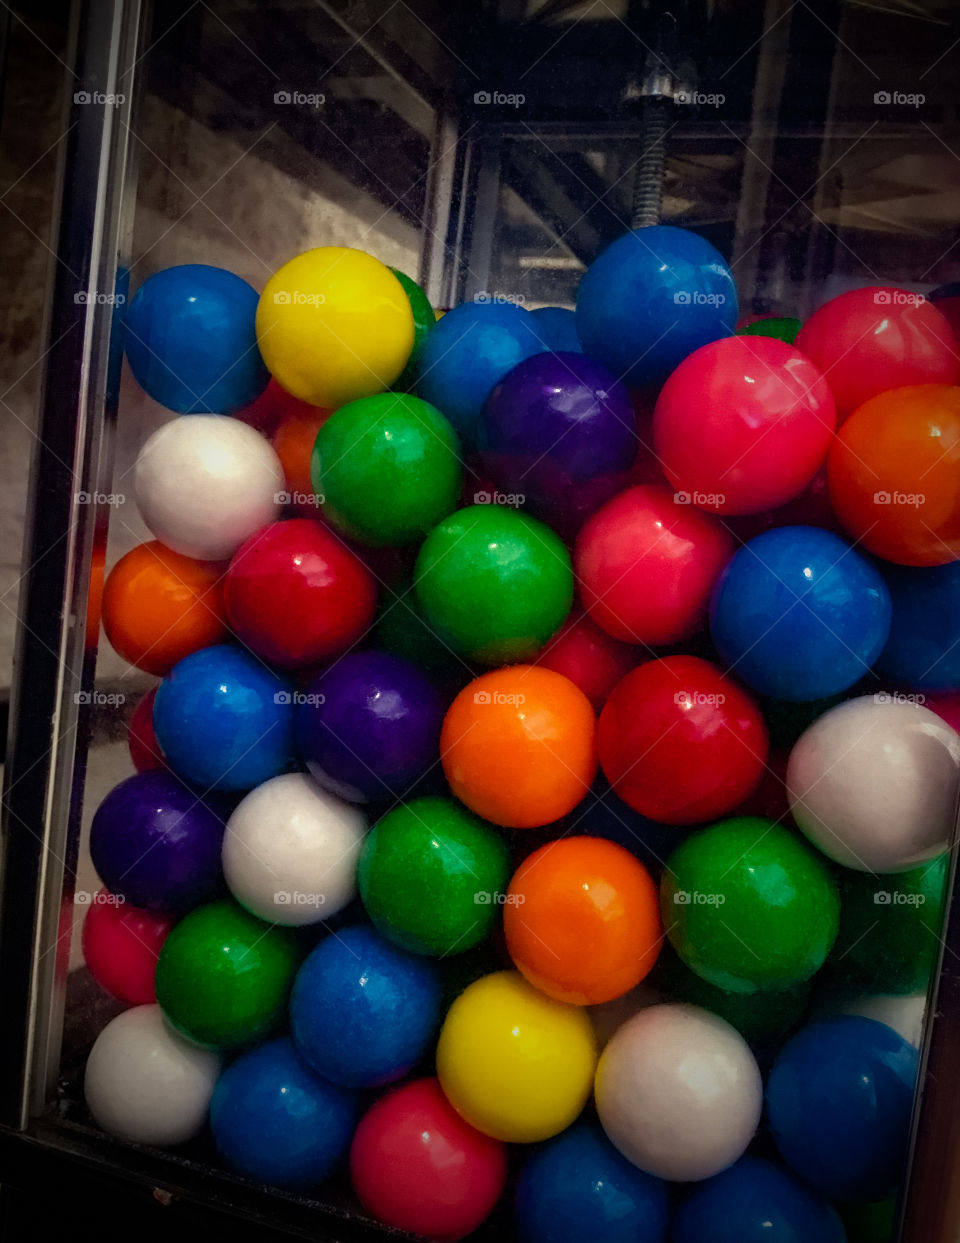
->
<box><xmin>390</xmin><ymin>268</ymin><xmax>435</xmax><ymax>391</ymax></box>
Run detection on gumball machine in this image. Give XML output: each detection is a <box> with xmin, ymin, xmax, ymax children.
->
<box><xmin>2</xmin><ymin>3</ymin><xmax>960</xmax><ymax>1242</ymax></box>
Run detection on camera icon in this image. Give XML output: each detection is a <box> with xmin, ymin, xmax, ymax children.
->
<box><xmin>874</xmin><ymin>289</ymin><xmax>891</xmax><ymax>304</ymax></box>
<box><xmin>274</xmin><ymin>91</ymin><xmax>292</xmax><ymax>104</ymax></box>
<box><xmin>673</xmin><ymin>890</ymin><xmax>692</xmax><ymax>904</ymax></box>
<box><xmin>874</xmin><ymin>691</ymin><xmax>892</xmax><ymax>705</ymax></box>
<box><xmin>274</xmin><ymin>491</ymin><xmax>292</xmax><ymax>505</ymax></box>
<box><xmin>274</xmin><ymin>691</ymin><xmax>292</xmax><ymax>705</ymax></box>
<box><xmin>274</xmin><ymin>290</ymin><xmax>291</xmax><ymax>304</ymax></box>
<box><xmin>474</xmin><ymin>690</ymin><xmax>492</xmax><ymax>705</ymax></box>
<box><xmin>874</xmin><ymin>91</ymin><xmax>891</xmax><ymax>105</ymax></box>
<box><xmin>474</xmin><ymin>891</ymin><xmax>492</xmax><ymax>904</ymax></box>
<box><xmin>674</xmin><ymin>491</ymin><xmax>692</xmax><ymax>505</ymax></box>
<box><xmin>274</xmin><ymin>891</ymin><xmax>292</xmax><ymax>905</ymax></box>
<box><xmin>73</xmin><ymin>91</ymin><xmax>91</xmax><ymax>105</ymax></box>
<box><xmin>874</xmin><ymin>891</ymin><xmax>892</xmax><ymax>904</ymax></box>
<box><xmin>675</xmin><ymin>90</ymin><xmax>692</xmax><ymax>105</ymax></box>
<box><xmin>75</xmin><ymin>890</ymin><xmax>92</xmax><ymax>904</ymax></box>
<box><xmin>74</xmin><ymin>691</ymin><xmax>91</xmax><ymax>705</ymax></box>
<box><xmin>474</xmin><ymin>491</ymin><xmax>491</xmax><ymax>504</ymax></box>
<box><xmin>474</xmin><ymin>91</ymin><xmax>491</xmax><ymax>105</ymax></box>
<box><xmin>874</xmin><ymin>490</ymin><xmax>891</xmax><ymax>505</ymax></box>
<box><xmin>74</xmin><ymin>291</ymin><xmax>89</xmax><ymax>305</ymax></box>
<box><xmin>674</xmin><ymin>290</ymin><xmax>691</xmax><ymax>305</ymax></box>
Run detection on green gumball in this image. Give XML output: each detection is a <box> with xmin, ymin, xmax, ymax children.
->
<box><xmin>661</xmin><ymin>817</ymin><xmax>840</xmax><ymax>994</ymax></box>
<box><xmin>414</xmin><ymin>504</ymin><xmax>573</xmax><ymax>664</ymax></box>
<box><xmin>358</xmin><ymin>795</ymin><xmax>510</xmax><ymax>956</ymax></box>
<box><xmin>390</xmin><ymin>268</ymin><xmax>435</xmax><ymax>390</ymax></box>
<box><xmin>736</xmin><ymin>315</ymin><xmax>802</xmax><ymax>344</ymax></box>
<box><xmin>155</xmin><ymin>899</ymin><xmax>299</xmax><ymax>1050</ymax></box>
<box><xmin>312</xmin><ymin>392</ymin><xmax>462</xmax><ymax>546</ymax></box>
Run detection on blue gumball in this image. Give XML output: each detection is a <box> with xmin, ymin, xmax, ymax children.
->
<box><xmin>766</xmin><ymin>1015</ymin><xmax>918</xmax><ymax>1201</ymax></box>
<box><xmin>515</xmin><ymin>1120</ymin><xmax>669</xmax><ymax>1243</ymax></box>
<box><xmin>210</xmin><ymin>1037</ymin><xmax>359</xmax><ymax>1188</ymax></box>
<box><xmin>416</xmin><ymin>300</ymin><xmax>546</xmax><ymax>443</ymax></box>
<box><xmin>710</xmin><ymin>526</ymin><xmax>891</xmax><ymax>701</ymax></box>
<box><xmin>290</xmin><ymin>925</ymin><xmax>443</xmax><ymax>1087</ymax></box>
<box><xmin>153</xmin><ymin>644</ymin><xmax>295</xmax><ymax>790</ymax></box>
<box><xmin>576</xmin><ymin>225</ymin><xmax>737</xmax><ymax>385</ymax></box>
<box><xmin>877</xmin><ymin>561</ymin><xmax>960</xmax><ymax>691</ymax></box>
<box><xmin>124</xmin><ymin>265</ymin><xmax>269</xmax><ymax>414</ymax></box>
<box><xmin>530</xmin><ymin>306</ymin><xmax>582</xmax><ymax>353</ymax></box>
<box><xmin>672</xmin><ymin>1155</ymin><xmax>847</xmax><ymax>1243</ymax></box>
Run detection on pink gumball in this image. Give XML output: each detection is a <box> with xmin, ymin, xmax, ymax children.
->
<box><xmin>653</xmin><ymin>336</ymin><xmax>836</xmax><ymax>515</ymax></box>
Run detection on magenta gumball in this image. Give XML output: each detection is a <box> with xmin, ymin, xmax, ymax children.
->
<box><xmin>653</xmin><ymin>336</ymin><xmax>836</xmax><ymax>515</ymax></box>
<box><xmin>481</xmin><ymin>352</ymin><xmax>636</xmax><ymax>537</ymax></box>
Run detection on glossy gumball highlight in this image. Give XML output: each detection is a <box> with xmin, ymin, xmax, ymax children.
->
<box><xmin>82</xmin><ymin>892</ymin><xmax>174</xmax><ymax>1004</ymax></box>
<box><xmin>794</xmin><ymin>287</ymin><xmax>960</xmax><ymax>418</ymax></box>
<box><xmin>224</xmin><ymin>519</ymin><xmax>377</xmax><ymax>668</ymax></box>
<box><xmin>828</xmin><ymin>384</ymin><xmax>960</xmax><ymax>566</ymax></box>
<box><xmin>598</xmin><ymin>656</ymin><xmax>768</xmax><ymax>824</ymax></box>
<box><xmin>575</xmin><ymin>485</ymin><xmax>734</xmax><ymax>644</ymax></box>
<box><xmin>653</xmin><ymin>336</ymin><xmax>836</xmax><ymax>515</ymax></box>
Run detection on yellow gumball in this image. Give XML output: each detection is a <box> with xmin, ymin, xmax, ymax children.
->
<box><xmin>256</xmin><ymin>247</ymin><xmax>414</xmax><ymax>408</ymax></box>
<box><xmin>436</xmin><ymin>970</ymin><xmax>597</xmax><ymax>1143</ymax></box>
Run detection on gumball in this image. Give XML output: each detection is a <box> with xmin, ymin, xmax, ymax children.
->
<box><xmin>598</xmin><ymin>656</ymin><xmax>768</xmax><ymax>825</ymax></box>
<box><xmin>436</xmin><ymin>970</ymin><xmax>597</xmax><ymax>1142</ymax></box>
<box><xmin>661</xmin><ymin>817</ymin><xmax>840</xmax><ymax>993</ymax></box>
<box><xmin>350</xmin><ymin>1078</ymin><xmax>507</xmax><ymax>1242</ymax></box>
<box><xmin>390</xmin><ymin>268</ymin><xmax>434</xmax><ymax>389</ymax></box>
<box><xmin>358</xmin><ymin>796</ymin><xmax>510</xmax><ymax>956</ymax></box>
<box><xmin>574</xmin><ymin>485</ymin><xmax>734</xmax><ymax>644</ymax></box>
<box><xmin>822</xmin><ymin>991</ymin><xmax>926</xmax><ymax>1050</ymax></box>
<box><xmin>82</xmin><ymin>892</ymin><xmax>174</xmax><ymax>1004</ymax></box>
<box><xmin>256</xmin><ymin>247</ymin><xmax>414</xmax><ymax>407</ymax></box>
<box><xmin>766</xmin><ymin>1015</ymin><xmax>918</xmax><ymax>1200</ymax></box>
<box><xmin>672</xmin><ymin>1156</ymin><xmax>847</xmax><ymax>1243</ymax></box>
<box><xmin>595</xmin><ymin>1003</ymin><xmax>762</xmax><ymax>1180</ymax></box>
<box><xmin>877</xmin><ymin>561</ymin><xmax>960</xmax><ymax>689</ymax></box>
<box><xmin>84</xmin><ymin>1005</ymin><xmax>221</xmax><ymax>1145</ymax></box>
<box><xmin>90</xmin><ymin>771</ymin><xmax>225</xmax><ymax>912</ymax></box>
<box><xmin>480</xmin><ymin>351</ymin><xmax>636</xmax><ymax>536</ymax></box>
<box><xmin>794</xmin><ymin>287</ymin><xmax>960</xmax><ymax>418</ymax></box>
<box><xmin>505</xmin><ymin>837</ymin><xmax>661</xmax><ymax>1005</ymax></box>
<box><xmin>312</xmin><ymin>393</ymin><xmax>462</xmax><ymax>545</ymax></box>
<box><xmin>222</xmin><ymin>773</ymin><xmax>367</xmax><ymax>925</ymax></box>
<box><xmin>515</xmin><ymin>1121</ymin><xmax>670</xmax><ymax>1243</ymax></box>
<box><xmin>155</xmin><ymin>898</ymin><xmax>298</xmax><ymax>1050</ymax></box>
<box><xmin>576</xmin><ymin>225</ymin><xmax>737</xmax><ymax>385</ymax></box>
<box><xmin>209</xmin><ymin>1037</ymin><xmax>359</xmax><ymax>1189</ymax></box>
<box><xmin>128</xmin><ymin>687</ymin><xmax>165</xmax><ymax>772</ymax></box>
<box><xmin>372</xmin><ymin>577</ymin><xmax>469</xmax><ymax>685</ymax></box>
<box><xmin>441</xmin><ymin>666</ymin><xmax>597</xmax><ymax>828</ymax></box>
<box><xmin>223</xmin><ymin>519</ymin><xmax>377</xmax><ymax>667</ymax></box>
<box><xmin>710</xmin><ymin>526</ymin><xmax>891</xmax><ymax>701</ymax></box>
<box><xmin>236</xmin><ymin>375</ymin><xmax>318</xmax><ymax>436</ymax></box>
<box><xmin>270</xmin><ymin>401</ymin><xmax>331</xmax><ymax>514</ymax></box>
<box><xmin>134</xmin><ymin>415</ymin><xmax>283</xmax><ymax>561</ymax></box>
<box><xmin>102</xmin><ymin>541</ymin><xmax>227</xmax><ymax>675</ymax></box>
<box><xmin>415</xmin><ymin>505</ymin><xmax>573</xmax><ymax>665</ymax></box>
<box><xmin>787</xmin><ymin>695</ymin><xmax>960</xmax><ymax>872</ymax></box>
<box><xmin>153</xmin><ymin>645</ymin><xmax>295</xmax><ymax>790</ymax></box>
<box><xmin>296</xmin><ymin>651</ymin><xmax>444</xmax><ymax>803</ymax></box>
<box><xmin>828</xmin><ymin>384</ymin><xmax>960</xmax><ymax>565</ymax></box>
<box><xmin>290</xmin><ymin>925</ymin><xmax>442</xmax><ymax>1087</ymax></box>
<box><xmin>534</xmin><ymin>608</ymin><xmax>637</xmax><ymax>711</ymax></box>
<box><xmin>124</xmin><ymin>265</ymin><xmax>268</xmax><ymax>413</ymax></box>
<box><xmin>529</xmin><ymin>305</ymin><xmax>582</xmax><ymax>353</ymax></box>
<box><xmin>830</xmin><ymin>855</ymin><xmax>947</xmax><ymax>994</ymax></box>
<box><xmin>736</xmin><ymin>315</ymin><xmax>802</xmax><ymax>344</ymax></box>
<box><xmin>929</xmin><ymin>279</ymin><xmax>960</xmax><ymax>339</ymax></box>
<box><xmin>926</xmin><ymin>690</ymin><xmax>960</xmax><ymax>733</ymax></box>
<box><xmin>840</xmin><ymin>1199</ymin><xmax>898</xmax><ymax>1243</ymax></box>
<box><xmin>416</xmin><ymin>300</ymin><xmax>546</xmax><ymax>442</ymax></box>
<box><xmin>653</xmin><ymin>336</ymin><xmax>836</xmax><ymax>515</ymax></box>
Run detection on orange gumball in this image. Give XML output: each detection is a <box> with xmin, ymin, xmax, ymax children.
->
<box><xmin>504</xmin><ymin>837</ymin><xmax>662</xmax><ymax>1005</ymax></box>
<box><xmin>271</xmin><ymin>405</ymin><xmax>332</xmax><ymax>516</ymax></box>
<box><xmin>440</xmin><ymin>666</ymin><xmax>597</xmax><ymax>829</ymax></box>
<box><xmin>102</xmin><ymin>541</ymin><xmax>228</xmax><ymax>675</ymax></box>
<box><xmin>828</xmin><ymin>384</ymin><xmax>960</xmax><ymax>566</ymax></box>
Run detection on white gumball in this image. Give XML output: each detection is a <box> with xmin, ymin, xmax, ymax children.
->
<box><xmin>84</xmin><ymin>1005</ymin><xmax>221</xmax><ymax>1145</ymax></box>
<box><xmin>222</xmin><ymin>772</ymin><xmax>367</xmax><ymax>925</ymax></box>
<box><xmin>819</xmin><ymin>990</ymin><xmax>926</xmax><ymax>1049</ymax></box>
<box><xmin>134</xmin><ymin>415</ymin><xmax>283</xmax><ymax>560</ymax></box>
<box><xmin>787</xmin><ymin>696</ymin><xmax>960</xmax><ymax>873</ymax></box>
<box><xmin>595</xmin><ymin>1003</ymin><xmax>762</xmax><ymax>1182</ymax></box>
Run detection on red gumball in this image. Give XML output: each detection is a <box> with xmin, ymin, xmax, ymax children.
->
<box><xmin>794</xmin><ymin>286</ymin><xmax>960</xmax><ymax>420</ymax></box>
<box><xmin>574</xmin><ymin>485</ymin><xmax>734</xmax><ymax>645</ymax></box>
<box><xmin>233</xmin><ymin>376</ymin><xmax>318</xmax><ymax>437</ymax></box>
<box><xmin>929</xmin><ymin>283</ymin><xmax>960</xmax><ymax>342</ymax></box>
<box><xmin>128</xmin><ymin>687</ymin><xmax>166</xmax><ymax>773</ymax></box>
<box><xmin>82</xmin><ymin>891</ymin><xmax>174</xmax><ymax>1004</ymax></box>
<box><xmin>598</xmin><ymin>655</ymin><xmax>768</xmax><ymax>824</ymax></box>
<box><xmin>925</xmin><ymin>692</ymin><xmax>960</xmax><ymax>734</ymax></box>
<box><xmin>653</xmin><ymin>336</ymin><xmax>836</xmax><ymax>516</ymax></box>
<box><xmin>350</xmin><ymin>1078</ymin><xmax>506</xmax><ymax>1242</ymax></box>
<box><xmin>224</xmin><ymin>519</ymin><xmax>377</xmax><ymax>668</ymax></box>
<box><xmin>535</xmin><ymin>608</ymin><xmax>638</xmax><ymax>710</ymax></box>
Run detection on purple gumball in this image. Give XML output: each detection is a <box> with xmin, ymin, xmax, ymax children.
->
<box><xmin>295</xmin><ymin>651</ymin><xmax>445</xmax><ymax>804</ymax></box>
<box><xmin>90</xmin><ymin>771</ymin><xmax>227</xmax><ymax>912</ymax></box>
<box><xmin>481</xmin><ymin>351</ymin><xmax>637</xmax><ymax>539</ymax></box>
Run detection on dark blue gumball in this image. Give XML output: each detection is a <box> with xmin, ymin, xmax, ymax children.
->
<box><xmin>515</xmin><ymin>1120</ymin><xmax>669</xmax><ymax>1243</ymax></box>
<box><xmin>210</xmin><ymin>1037</ymin><xmax>359</xmax><ymax>1188</ymax></box>
<box><xmin>766</xmin><ymin>1015</ymin><xmax>918</xmax><ymax>1201</ymax></box>
<box><xmin>124</xmin><ymin>265</ymin><xmax>269</xmax><ymax>413</ymax></box>
<box><xmin>530</xmin><ymin>307</ymin><xmax>582</xmax><ymax>353</ymax></box>
<box><xmin>290</xmin><ymin>925</ymin><xmax>443</xmax><ymax>1087</ymax></box>
<box><xmin>877</xmin><ymin>560</ymin><xmax>960</xmax><ymax>691</ymax></box>
<box><xmin>710</xmin><ymin>526</ymin><xmax>891</xmax><ymax>701</ymax></box>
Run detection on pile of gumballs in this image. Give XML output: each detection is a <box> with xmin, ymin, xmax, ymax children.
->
<box><xmin>79</xmin><ymin>226</ymin><xmax>960</xmax><ymax>1243</ymax></box>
